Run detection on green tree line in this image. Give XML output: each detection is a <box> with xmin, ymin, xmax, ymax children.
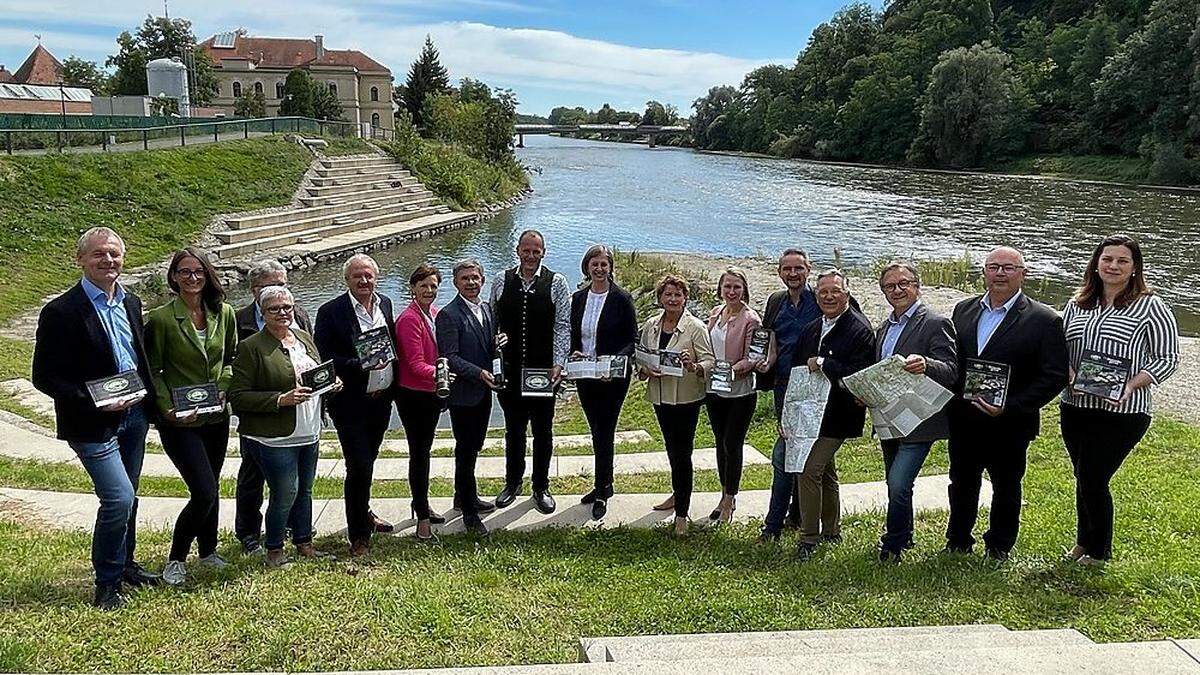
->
<box><xmin>690</xmin><ymin>0</ymin><xmax>1200</xmax><ymax>184</ymax></box>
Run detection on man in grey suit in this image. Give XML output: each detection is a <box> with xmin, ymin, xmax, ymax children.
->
<box><xmin>873</xmin><ymin>262</ymin><xmax>958</xmax><ymax>563</ymax></box>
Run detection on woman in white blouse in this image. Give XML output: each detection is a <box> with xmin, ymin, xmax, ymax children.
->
<box><xmin>1060</xmin><ymin>234</ymin><xmax>1179</xmax><ymax>566</ymax></box>
<box><xmin>568</xmin><ymin>245</ymin><xmax>638</xmax><ymax>520</ymax></box>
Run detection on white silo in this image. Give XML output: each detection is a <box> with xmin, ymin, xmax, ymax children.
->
<box><xmin>146</xmin><ymin>57</ymin><xmax>191</xmax><ymax>117</ymax></box>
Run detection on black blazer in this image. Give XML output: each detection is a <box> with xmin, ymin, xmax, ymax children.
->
<box><xmin>31</xmin><ymin>282</ymin><xmax>158</xmax><ymax>443</ymax></box>
<box><xmin>874</xmin><ymin>303</ymin><xmax>958</xmax><ymax>443</ymax></box>
<box><xmin>569</xmin><ymin>284</ymin><xmax>638</xmax><ymax>359</ymax></box>
<box><xmin>949</xmin><ymin>293</ymin><xmax>1069</xmax><ymax>441</ymax></box>
<box><xmin>793</xmin><ymin>307</ymin><xmax>876</xmax><ymax>439</ymax></box>
<box><xmin>313</xmin><ymin>292</ymin><xmax>397</xmax><ymax>415</ymax></box>
<box><xmin>435</xmin><ymin>295</ymin><xmax>496</xmax><ymax>407</ymax></box>
<box><xmin>236</xmin><ymin>301</ymin><xmax>312</xmax><ymax>342</ymax></box>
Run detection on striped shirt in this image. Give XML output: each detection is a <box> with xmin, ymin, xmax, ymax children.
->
<box><xmin>1061</xmin><ymin>294</ymin><xmax>1180</xmax><ymax>414</ymax></box>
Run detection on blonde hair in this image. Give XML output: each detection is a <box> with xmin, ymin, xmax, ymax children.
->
<box><xmin>655</xmin><ymin>273</ymin><xmax>689</xmax><ymax>301</ymax></box>
<box><xmin>717</xmin><ymin>266</ymin><xmax>750</xmax><ymax>303</ymax></box>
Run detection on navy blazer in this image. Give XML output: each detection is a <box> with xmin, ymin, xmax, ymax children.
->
<box><xmin>314</xmin><ymin>292</ymin><xmax>398</xmax><ymax>415</ymax></box>
<box><xmin>874</xmin><ymin>303</ymin><xmax>958</xmax><ymax>443</ymax></box>
<box><xmin>32</xmin><ymin>281</ymin><xmax>158</xmax><ymax>443</ymax></box>
<box><xmin>435</xmin><ymin>295</ymin><xmax>497</xmax><ymax>407</ymax></box>
<box><xmin>793</xmin><ymin>307</ymin><xmax>876</xmax><ymax>439</ymax></box>
<box><xmin>569</xmin><ymin>283</ymin><xmax>638</xmax><ymax>358</ymax></box>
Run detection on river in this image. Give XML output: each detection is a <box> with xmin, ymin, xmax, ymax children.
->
<box><xmin>271</xmin><ymin>134</ymin><xmax>1200</xmax><ymax>333</ymax></box>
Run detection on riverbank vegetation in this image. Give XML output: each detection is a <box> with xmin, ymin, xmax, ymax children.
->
<box><xmin>689</xmin><ymin>0</ymin><xmax>1200</xmax><ymax>185</ymax></box>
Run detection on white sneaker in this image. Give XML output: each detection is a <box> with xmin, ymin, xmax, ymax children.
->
<box><xmin>163</xmin><ymin>560</ymin><xmax>187</xmax><ymax>586</ymax></box>
<box><xmin>198</xmin><ymin>553</ymin><xmax>230</xmax><ymax>569</ymax></box>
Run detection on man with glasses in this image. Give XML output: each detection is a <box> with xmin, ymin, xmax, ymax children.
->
<box><xmin>233</xmin><ymin>259</ymin><xmax>313</xmax><ymax>555</ymax></box>
<box><xmin>946</xmin><ymin>247</ymin><xmax>1068</xmax><ymax>560</ymax></box>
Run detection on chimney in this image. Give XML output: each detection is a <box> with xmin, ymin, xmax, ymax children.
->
<box><xmin>315</xmin><ymin>35</ymin><xmax>324</xmax><ymax>59</ymax></box>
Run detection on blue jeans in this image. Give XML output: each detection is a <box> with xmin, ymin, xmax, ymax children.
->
<box><xmin>763</xmin><ymin>384</ymin><xmax>795</xmax><ymax>535</ymax></box>
<box><xmin>880</xmin><ymin>440</ymin><xmax>933</xmax><ymax>553</ymax></box>
<box><xmin>67</xmin><ymin>404</ymin><xmax>148</xmax><ymax>586</ymax></box>
<box><xmin>247</xmin><ymin>438</ymin><xmax>318</xmax><ymax>551</ymax></box>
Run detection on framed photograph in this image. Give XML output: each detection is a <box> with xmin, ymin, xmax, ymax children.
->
<box><xmin>85</xmin><ymin>370</ymin><xmax>146</xmax><ymax>409</ymax></box>
<box><xmin>170</xmin><ymin>383</ymin><xmax>224</xmax><ymax>416</ymax></box>
<box><xmin>710</xmin><ymin>360</ymin><xmax>734</xmax><ymax>393</ymax></box>
<box><xmin>747</xmin><ymin>327</ymin><xmax>772</xmax><ymax>362</ymax></box>
<box><xmin>962</xmin><ymin>358</ymin><xmax>1010</xmax><ymax>408</ymax></box>
<box><xmin>1073</xmin><ymin>349</ymin><xmax>1131</xmax><ymax>402</ymax></box>
<box><xmin>521</xmin><ymin>368</ymin><xmax>555</xmax><ymax>397</ymax></box>
<box><xmin>301</xmin><ymin>360</ymin><xmax>337</xmax><ymax>395</ymax></box>
<box><xmin>658</xmin><ymin>350</ymin><xmax>684</xmax><ymax>377</ymax></box>
<box><xmin>353</xmin><ymin>325</ymin><xmax>395</xmax><ymax>371</ymax></box>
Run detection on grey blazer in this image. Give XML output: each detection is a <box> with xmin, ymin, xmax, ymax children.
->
<box><xmin>874</xmin><ymin>303</ymin><xmax>958</xmax><ymax>443</ymax></box>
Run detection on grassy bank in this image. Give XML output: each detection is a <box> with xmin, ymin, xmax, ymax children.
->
<box><xmin>0</xmin><ymin>137</ymin><xmax>314</xmax><ymax>323</ymax></box>
<box><xmin>381</xmin><ymin>128</ymin><xmax>528</xmax><ymax>210</ymax></box>
<box><xmin>319</xmin><ymin>138</ymin><xmax>375</xmax><ymax>157</ymax></box>
<box><xmin>997</xmin><ymin>155</ymin><xmax>1160</xmax><ymax>185</ymax></box>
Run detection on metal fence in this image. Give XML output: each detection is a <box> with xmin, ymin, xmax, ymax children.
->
<box><xmin>0</xmin><ymin>112</ymin><xmax>226</xmax><ymax>130</ymax></box>
<box><xmin>0</xmin><ymin>116</ymin><xmax>358</xmax><ymax>155</ymax></box>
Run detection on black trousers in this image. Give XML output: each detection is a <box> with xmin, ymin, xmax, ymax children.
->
<box><xmin>450</xmin><ymin>397</ymin><xmax>491</xmax><ymax>516</ymax></box>
<box><xmin>497</xmin><ymin>390</ymin><xmax>555</xmax><ymax>492</ymax></box>
<box><xmin>332</xmin><ymin>394</ymin><xmax>392</xmax><ymax>543</ymax></box>
<box><xmin>654</xmin><ymin>400</ymin><xmax>702</xmax><ymax>518</ymax></box>
<box><xmin>705</xmin><ymin>393</ymin><xmax>756</xmax><ymax>496</ymax></box>
<box><xmin>1060</xmin><ymin>404</ymin><xmax>1151</xmax><ymax>560</ymax></box>
<box><xmin>946</xmin><ymin>429</ymin><xmax>1030</xmax><ymax>553</ymax></box>
<box><xmin>397</xmin><ymin>387</ymin><xmax>442</xmax><ymax>520</ymax></box>
<box><xmin>577</xmin><ymin>378</ymin><xmax>630</xmax><ymax>496</ymax></box>
<box><xmin>160</xmin><ymin>418</ymin><xmax>230</xmax><ymax>562</ymax></box>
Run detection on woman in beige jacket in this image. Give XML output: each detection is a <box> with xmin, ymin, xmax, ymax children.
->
<box><xmin>637</xmin><ymin>274</ymin><xmax>715</xmax><ymax>536</ymax></box>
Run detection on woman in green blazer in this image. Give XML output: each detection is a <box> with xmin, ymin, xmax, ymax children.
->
<box><xmin>229</xmin><ymin>285</ymin><xmax>340</xmax><ymax>568</ymax></box>
<box><xmin>145</xmin><ymin>247</ymin><xmax>238</xmax><ymax>586</ymax></box>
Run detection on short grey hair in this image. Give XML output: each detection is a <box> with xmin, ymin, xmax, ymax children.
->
<box><xmin>816</xmin><ymin>267</ymin><xmax>849</xmax><ymax>290</ymax></box>
<box><xmin>452</xmin><ymin>258</ymin><xmax>484</xmax><ymax>278</ymax></box>
<box><xmin>342</xmin><ymin>253</ymin><xmax>379</xmax><ymax>279</ymax></box>
<box><xmin>878</xmin><ymin>261</ymin><xmax>920</xmax><ymax>286</ymax></box>
<box><xmin>257</xmin><ymin>285</ymin><xmax>293</xmax><ymax>308</ymax></box>
<box><xmin>76</xmin><ymin>227</ymin><xmax>126</xmax><ymax>257</ymax></box>
<box><xmin>247</xmin><ymin>259</ymin><xmax>287</xmax><ymax>286</ymax></box>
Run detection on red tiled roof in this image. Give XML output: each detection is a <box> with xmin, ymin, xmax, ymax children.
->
<box><xmin>200</xmin><ymin>34</ymin><xmax>390</xmax><ymax>74</ymax></box>
<box><xmin>13</xmin><ymin>44</ymin><xmax>63</xmax><ymax>85</ymax></box>
<box><xmin>0</xmin><ymin>66</ymin><xmax>14</xmax><ymax>84</ymax></box>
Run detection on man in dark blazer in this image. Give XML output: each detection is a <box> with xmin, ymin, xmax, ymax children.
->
<box><xmin>314</xmin><ymin>254</ymin><xmax>399</xmax><ymax>556</ymax></box>
<box><xmin>436</xmin><ymin>258</ymin><xmax>501</xmax><ymax>536</ymax></box>
<box><xmin>790</xmin><ymin>269</ymin><xmax>876</xmax><ymax>560</ymax></box>
<box><xmin>947</xmin><ymin>246</ymin><xmax>1068</xmax><ymax>560</ymax></box>
<box><xmin>31</xmin><ymin>227</ymin><xmax>161</xmax><ymax>609</ymax></box>
<box><xmin>872</xmin><ymin>262</ymin><xmax>958</xmax><ymax>563</ymax></box>
<box><xmin>233</xmin><ymin>259</ymin><xmax>312</xmax><ymax>554</ymax></box>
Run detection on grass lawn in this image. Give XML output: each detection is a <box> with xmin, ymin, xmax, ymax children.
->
<box><xmin>320</xmin><ymin>138</ymin><xmax>376</xmax><ymax>157</ymax></box>
<box><xmin>0</xmin><ymin>407</ymin><xmax>1197</xmax><ymax>672</ymax></box>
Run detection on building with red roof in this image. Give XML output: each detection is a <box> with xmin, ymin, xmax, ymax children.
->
<box><xmin>0</xmin><ymin>44</ymin><xmax>92</xmax><ymax>116</ymax></box>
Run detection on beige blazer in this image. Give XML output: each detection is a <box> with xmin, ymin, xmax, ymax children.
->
<box><xmin>638</xmin><ymin>310</ymin><xmax>716</xmax><ymax>405</ymax></box>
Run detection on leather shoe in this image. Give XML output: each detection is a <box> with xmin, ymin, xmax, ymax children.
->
<box><xmin>532</xmin><ymin>490</ymin><xmax>556</xmax><ymax>514</ymax></box>
<box><xmin>756</xmin><ymin>530</ymin><xmax>781</xmax><ymax>545</ymax></box>
<box><xmin>580</xmin><ymin>489</ymin><xmax>597</xmax><ymax>504</ymax></box>
<box><xmin>122</xmin><ymin>562</ymin><xmax>162</xmax><ymax>588</ymax></box>
<box><xmin>349</xmin><ymin>540</ymin><xmax>370</xmax><ymax>557</ymax></box>
<box><xmin>93</xmin><ymin>583</ymin><xmax>125</xmax><ymax>610</ymax></box>
<box><xmin>985</xmin><ymin>547</ymin><xmax>1010</xmax><ymax>562</ymax></box>
<box><xmin>463</xmin><ymin>515</ymin><xmax>489</xmax><ymax>536</ymax></box>
<box><xmin>495</xmin><ymin>484</ymin><xmax>521</xmax><ymax>508</ymax></box>
<box><xmin>370</xmin><ymin>511</ymin><xmax>394</xmax><ymax>534</ymax></box>
<box><xmin>428</xmin><ymin>512</ymin><xmax>447</xmax><ymax>525</ymax></box>
<box><xmin>943</xmin><ymin>543</ymin><xmax>973</xmax><ymax>555</ymax></box>
<box><xmin>475</xmin><ymin>498</ymin><xmax>497</xmax><ymax>514</ymax></box>
<box><xmin>879</xmin><ymin>548</ymin><xmax>902</xmax><ymax>564</ymax></box>
<box><xmin>796</xmin><ymin>542</ymin><xmax>817</xmax><ymax>561</ymax></box>
<box><xmin>591</xmin><ymin>499</ymin><xmax>607</xmax><ymax>521</ymax></box>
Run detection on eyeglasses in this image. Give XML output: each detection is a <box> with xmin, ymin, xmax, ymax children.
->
<box><xmin>984</xmin><ymin>264</ymin><xmax>1024</xmax><ymax>274</ymax></box>
<box><xmin>881</xmin><ymin>279</ymin><xmax>916</xmax><ymax>293</ymax></box>
<box><xmin>175</xmin><ymin>268</ymin><xmax>206</xmax><ymax>279</ymax></box>
<box><xmin>264</xmin><ymin>304</ymin><xmax>294</xmax><ymax>315</ymax></box>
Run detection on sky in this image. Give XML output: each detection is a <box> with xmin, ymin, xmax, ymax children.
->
<box><xmin>0</xmin><ymin>0</ymin><xmax>884</xmax><ymax>116</ymax></box>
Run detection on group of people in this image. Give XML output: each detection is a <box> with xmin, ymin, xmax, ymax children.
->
<box><xmin>32</xmin><ymin>226</ymin><xmax>1179</xmax><ymax>610</ymax></box>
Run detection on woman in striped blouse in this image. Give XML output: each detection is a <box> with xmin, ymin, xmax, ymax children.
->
<box><xmin>1060</xmin><ymin>234</ymin><xmax>1179</xmax><ymax>566</ymax></box>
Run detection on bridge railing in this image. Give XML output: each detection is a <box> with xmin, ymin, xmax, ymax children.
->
<box><xmin>0</xmin><ymin>116</ymin><xmax>359</xmax><ymax>155</ymax></box>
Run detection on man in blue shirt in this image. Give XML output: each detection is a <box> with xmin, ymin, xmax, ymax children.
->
<box><xmin>32</xmin><ymin>227</ymin><xmax>161</xmax><ymax>609</ymax></box>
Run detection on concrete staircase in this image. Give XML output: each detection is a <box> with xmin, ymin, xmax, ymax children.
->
<box><xmin>212</xmin><ymin>154</ymin><xmax>475</xmax><ymax>260</ymax></box>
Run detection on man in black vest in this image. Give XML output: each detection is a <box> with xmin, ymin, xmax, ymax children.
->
<box><xmin>32</xmin><ymin>227</ymin><xmax>162</xmax><ymax>609</ymax></box>
<box><xmin>488</xmin><ymin>230</ymin><xmax>571</xmax><ymax>514</ymax></box>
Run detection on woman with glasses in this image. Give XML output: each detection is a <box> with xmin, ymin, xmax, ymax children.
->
<box><xmin>145</xmin><ymin>248</ymin><xmax>238</xmax><ymax>585</ymax></box>
<box><xmin>229</xmin><ymin>285</ymin><xmax>341</xmax><ymax>568</ymax></box>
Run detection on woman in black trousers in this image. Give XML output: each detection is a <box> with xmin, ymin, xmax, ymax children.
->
<box><xmin>1060</xmin><ymin>234</ymin><xmax>1179</xmax><ymax>566</ymax></box>
<box><xmin>570</xmin><ymin>245</ymin><xmax>638</xmax><ymax>520</ymax></box>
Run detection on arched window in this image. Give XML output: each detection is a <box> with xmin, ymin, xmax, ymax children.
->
<box><xmin>254</xmin><ymin>81</ymin><xmax>263</xmax><ymax>96</ymax></box>
<box><xmin>328</xmin><ymin>82</ymin><xmax>337</xmax><ymax>97</ymax></box>
<box><xmin>370</xmin><ymin>86</ymin><xmax>379</xmax><ymax>102</ymax></box>
<box><xmin>371</xmin><ymin>112</ymin><xmax>380</xmax><ymax>127</ymax></box>
<box><xmin>275</xmin><ymin>82</ymin><xmax>284</xmax><ymax>99</ymax></box>
<box><xmin>232</xmin><ymin>81</ymin><xmax>242</xmax><ymax>98</ymax></box>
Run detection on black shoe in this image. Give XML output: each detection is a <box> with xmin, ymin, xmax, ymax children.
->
<box><xmin>580</xmin><ymin>489</ymin><xmax>597</xmax><ymax>504</ymax></box>
<box><xmin>475</xmin><ymin>498</ymin><xmax>497</xmax><ymax>514</ymax></box>
<box><xmin>985</xmin><ymin>547</ymin><xmax>1010</xmax><ymax>562</ymax></box>
<box><xmin>495</xmin><ymin>484</ymin><xmax>521</xmax><ymax>508</ymax></box>
<box><xmin>462</xmin><ymin>515</ymin><xmax>489</xmax><ymax>536</ymax></box>
<box><xmin>821</xmin><ymin>533</ymin><xmax>843</xmax><ymax>545</ymax></box>
<box><xmin>709</xmin><ymin>509</ymin><xmax>721</xmax><ymax>521</ymax></box>
<box><xmin>796</xmin><ymin>542</ymin><xmax>817</xmax><ymax>560</ymax></box>
<box><xmin>122</xmin><ymin>562</ymin><xmax>162</xmax><ymax>588</ymax></box>
<box><xmin>591</xmin><ymin>499</ymin><xmax>607</xmax><ymax>521</ymax></box>
<box><xmin>241</xmin><ymin>538</ymin><xmax>264</xmax><ymax>556</ymax></box>
<box><xmin>93</xmin><ymin>583</ymin><xmax>125</xmax><ymax>610</ymax></box>
<box><xmin>369</xmin><ymin>511</ymin><xmax>395</xmax><ymax>534</ymax></box>
<box><xmin>879</xmin><ymin>548</ymin><xmax>902</xmax><ymax>564</ymax></box>
<box><xmin>428</xmin><ymin>512</ymin><xmax>447</xmax><ymax>525</ymax></box>
<box><xmin>532</xmin><ymin>490</ymin><xmax>556</xmax><ymax>514</ymax></box>
<box><xmin>943</xmin><ymin>543</ymin><xmax>973</xmax><ymax>555</ymax></box>
<box><xmin>756</xmin><ymin>530</ymin><xmax>781</xmax><ymax>545</ymax></box>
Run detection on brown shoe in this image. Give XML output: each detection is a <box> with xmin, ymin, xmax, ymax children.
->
<box><xmin>296</xmin><ymin>543</ymin><xmax>328</xmax><ymax>559</ymax></box>
<box><xmin>349</xmin><ymin>540</ymin><xmax>370</xmax><ymax>557</ymax></box>
<box><xmin>370</xmin><ymin>512</ymin><xmax>395</xmax><ymax>534</ymax></box>
<box><xmin>652</xmin><ymin>495</ymin><xmax>675</xmax><ymax>512</ymax></box>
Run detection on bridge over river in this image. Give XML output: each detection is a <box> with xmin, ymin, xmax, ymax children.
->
<box><xmin>514</xmin><ymin>123</ymin><xmax>688</xmax><ymax>148</ymax></box>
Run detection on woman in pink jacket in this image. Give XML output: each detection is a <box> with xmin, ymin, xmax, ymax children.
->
<box><xmin>704</xmin><ymin>267</ymin><xmax>765</xmax><ymax>524</ymax></box>
<box><xmin>394</xmin><ymin>263</ymin><xmax>447</xmax><ymax>540</ymax></box>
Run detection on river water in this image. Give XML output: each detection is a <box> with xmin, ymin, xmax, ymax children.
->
<box><xmin>269</xmin><ymin>134</ymin><xmax>1200</xmax><ymax>333</ymax></box>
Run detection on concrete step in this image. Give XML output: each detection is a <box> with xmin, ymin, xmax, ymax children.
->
<box><xmin>309</xmin><ymin>168</ymin><xmax>410</xmax><ymax>187</ymax></box>
<box><xmin>300</xmin><ymin>184</ymin><xmax>429</xmax><ymax>208</ymax></box>
<box><xmin>214</xmin><ymin>204</ymin><xmax>446</xmax><ymax>258</ymax></box>
<box><xmin>215</xmin><ymin>196</ymin><xmax>439</xmax><ymax>244</ymax></box>
<box><xmin>319</xmin><ymin>155</ymin><xmax>394</xmax><ymax>170</ymax></box>
<box><xmin>223</xmin><ymin>189</ymin><xmax>426</xmax><ymax>230</ymax></box>
<box><xmin>315</xmin><ymin>163</ymin><xmax>404</xmax><ymax>179</ymax></box>
<box><xmin>305</xmin><ymin>175</ymin><xmax>420</xmax><ymax>198</ymax></box>
<box><xmin>582</xmin><ymin>627</ymin><xmax>1092</xmax><ymax>663</ymax></box>
<box><xmin>279</xmin><ymin>210</ymin><xmax>477</xmax><ymax>257</ymax></box>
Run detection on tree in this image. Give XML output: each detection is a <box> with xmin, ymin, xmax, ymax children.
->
<box><xmin>105</xmin><ymin>15</ymin><xmax>218</xmax><ymax>105</ymax></box>
<box><xmin>312</xmin><ymin>83</ymin><xmax>344</xmax><ymax>121</ymax></box>
<box><xmin>642</xmin><ymin>100</ymin><xmax>678</xmax><ymax>126</ymax></box>
<box><xmin>233</xmin><ymin>89</ymin><xmax>266</xmax><ymax>118</ymax></box>
<box><xmin>404</xmin><ymin>35</ymin><xmax>451</xmax><ymax>127</ymax></box>
<box><xmin>909</xmin><ymin>42</ymin><xmax>1033</xmax><ymax>167</ymax></box>
<box><xmin>278</xmin><ymin>69</ymin><xmax>315</xmax><ymax>117</ymax></box>
<box><xmin>458</xmin><ymin>78</ymin><xmax>492</xmax><ymax>104</ymax></box>
<box><xmin>548</xmin><ymin>106</ymin><xmax>589</xmax><ymax>125</ymax></box>
<box><xmin>106</xmin><ymin>31</ymin><xmax>148</xmax><ymax>97</ymax></box>
<box><xmin>838</xmin><ymin>62</ymin><xmax>920</xmax><ymax>161</ymax></box>
<box><xmin>60</xmin><ymin>56</ymin><xmax>108</xmax><ymax>93</ymax></box>
<box><xmin>691</xmin><ymin>86</ymin><xmax>738</xmax><ymax>149</ymax></box>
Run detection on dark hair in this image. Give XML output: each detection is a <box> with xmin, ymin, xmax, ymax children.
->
<box><xmin>409</xmin><ymin>263</ymin><xmax>441</xmax><ymax>286</ymax></box>
<box><xmin>580</xmin><ymin>244</ymin><xmax>615</xmax><ymax>280</ymax></box>
<box><xmin>517</xmin><ymin>229</ymin><xmax>545</xmax><ymax>248</ymax></box>
<box><xmin>1073</xmin><ymin>234</ymin><xmax>1151</xmax><ymax>310</ymax></box>
<box><xmin>778</xmin><ymin>248</ymin><xmax>809</xmax><ymax>268</ymax></box>
<box><xmin>166</xmin><ymin>247</ymin><xmax>225</xmax><ymax>314</ymax></box>
<box><xmin>655</xmin><ymin>273</ymin><xmax>689</xmax><ymax>300</ymax></box>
